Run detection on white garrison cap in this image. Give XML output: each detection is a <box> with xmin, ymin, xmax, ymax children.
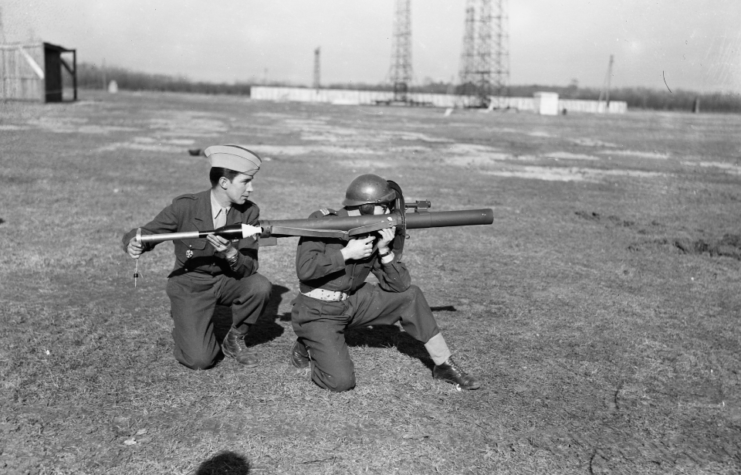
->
<box><xmin>204</xmin><ymin>145</ymin><xmax>262</xmax><ymax>177</ymax></box>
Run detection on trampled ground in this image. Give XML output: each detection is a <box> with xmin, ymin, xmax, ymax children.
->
<box><xmin>1</xmin><ymin>91</ymin><xmax>740</xmax><ymax>474</ymax></box>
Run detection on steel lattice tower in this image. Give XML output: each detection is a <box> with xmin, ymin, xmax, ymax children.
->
<box><xmin>313</xmin><ymin>47</ymin><xmax>321</xmax><ymax>90</ymax></box>
<box><xmin>458</xmin><ymin>1</ymin><xmax>477</xmax><ymax>95</ymax></box>
<box><xmin>474</xmin><ymin>0</ymin><xmax>493</xmax><ymax>102</ymax></box>
<box><xmin>458</xmin><ymin>0</ymin><xmax>509</xmax><ymax>108</ymax></box>
<box><xmin>491</xmin><ymin>0</ymin><xmax>510</xmax><ymax>108</ymax></box>
<box><xmin>389</xmin><ymin>0</ymin><xmax>412</xmax><ymax>102</ymax></box>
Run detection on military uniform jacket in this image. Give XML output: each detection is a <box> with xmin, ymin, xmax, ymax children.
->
<box><xmin>122</xmin><ymin>190</ymin><xmax>260</xmax><ymax>278</ymax></box>
<box><xmin>296</xmin><ymin>208</ymin><xmax>411</xmax><ymax>294</ymax></box>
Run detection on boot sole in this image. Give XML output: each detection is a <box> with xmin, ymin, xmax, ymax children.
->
<box><xmin>223</xmin><ymin>349</ymin><xmax>258</xmax><ymax>368</ymax></box>
<box><xmin>433</xmin><ymin>375</ymin><xmax>481</xmax><ymax>390</ymax></box>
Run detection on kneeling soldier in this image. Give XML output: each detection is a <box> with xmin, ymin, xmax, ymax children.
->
<box><xmin>289</xmin><ymin>174</ymin><xmax>480</xmax><ymax>392</ymax></box>
<box><xmin>123</xmin><ymin>145</ymin><xmax>272</xmax><ymax>370</ymax></box>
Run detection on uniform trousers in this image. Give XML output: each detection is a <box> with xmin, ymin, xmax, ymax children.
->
<box><xmin>166</xmin><ymin>271</ymin><xmax>272</xmax><ymax>369</ymax></box>
<box><xmin>291</xmin><ymin>283</ymin><xmax>440</xmax><ymax>392</ymax></box>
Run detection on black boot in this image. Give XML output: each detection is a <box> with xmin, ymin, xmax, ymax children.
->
<box><xmin>290</xmin><ymin>339</ymin><xmax>310</xmax><ymax>369</ymax></box>
<box><xmin>432</xmin><ymin>357</ymin><xmax>480</xmax><ymax>390</ymax></box>
<box><xmin>222</xmin><ymin>327</ymin><xmax>258</xmax><ymax>367</ymax></box>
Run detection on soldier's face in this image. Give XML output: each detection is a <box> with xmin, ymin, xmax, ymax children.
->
<box><xmin>224</xmin><ymin>174</ymin><xmax>253</xmax><ymax>205</ymax></box>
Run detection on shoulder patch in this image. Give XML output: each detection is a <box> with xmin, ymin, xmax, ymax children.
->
<box><xmin>319</xmin><ymin>208</ymin><xmax>337</xmax><ymax>216</ymax></box>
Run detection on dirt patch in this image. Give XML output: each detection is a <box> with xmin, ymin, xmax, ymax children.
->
<box><xmin>93</xmin><ymin>136</ymin><xmax>198</xmax><ymax>154</ymax></box>
<box><xmin>444</xmin><ymin>154</ymin><xmax>512</xmax><ymax>167</ymax></box>
<box><xmin>245</xmin><ymin>144</ymin><xmax>381</xmax><ymax>157</ymax></box>
<box><xmin>388</xmin><ymin>145</ymin><xmax>431</xmax><ymax>154</ymax></box>
<box><xmin>599</xmin><ymin>150</ymin><xmax>670</xmax><ymax>160</ymax></box>
<box><xmin>527</xmin><ymin>131</ymin><xmax>555</xmax><ymax>138</ymax></box>
<box><xmin>485</xmin><ymin>166</ymin><xmax>666</xmax><ymax>182</ymax></box>
<box><xmin>628</xmin><ymin>234</ymin><xmax>741</xmax><ymax>260</ymax></box>
<box><xmin>339</xmin><ymin>159</ymin><xmax>396</xmax><ymax>169</ymax></box>
<box><xmin>543</xmin><ymin>152</ymin><xmax>600</xmax><ymax>161</ymax></box>
<box><xmin>674</xmin><ymin>234</ymin><xmax>741</xmax><ymax>260</ymax></box>
<box><xmin>575</xmin><ymin>211</ymin><xmax>635</xmax><ymax>227</ymax></box>
<box><xmin>569</xmin><ymin>138</ymin><xmax>617</xmax><ymax>148</ymax></box>
<box><xmin>683</xmin><ymin>161</ymin><xmax>741</xmax><ymax>175</ymax></box>
<box><xmin>26</xmin><ymin>117</ymin><xmax>138</xmax><ymax>134</ymax></box>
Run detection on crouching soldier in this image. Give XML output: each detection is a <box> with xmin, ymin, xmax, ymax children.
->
<box><xmin>123</xmin><ymin>145</ymin><xmax>272</xmax><ymax>370</ymax></box>
<box><xmin>289</xmin><ymin>174</ymin><xmax>480</xmax><ymax>392</ymax></box>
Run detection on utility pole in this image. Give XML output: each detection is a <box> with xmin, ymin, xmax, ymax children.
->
<box><xmin>389</xmin><ymin>0</ymin><xmax>412</xmax><ymax>102</ymax></box>
<box><xmin>313</xmin><ymin>47</ymin><xmax>321</xmax><ymax>90</ymax></box>
<box><xmin>598</xmin><ymin>54</ymin><xmax>614</xmax><ymax>112</ymax></box>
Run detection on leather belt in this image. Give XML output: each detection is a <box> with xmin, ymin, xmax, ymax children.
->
<box><xmin>301</xmin><ymin>287</ymin><xmax>349</xmax><ymax>302</ymax></box>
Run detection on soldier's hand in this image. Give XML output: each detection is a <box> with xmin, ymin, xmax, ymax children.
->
<box><xmin>207</xmin><ymin>234</ymin><xmax>234</xmax><ymax>257</ymax></box>
<box><xmin>341</xmin><ymin>236</ymin><xmax>375</xmax><ymax>261</ymax></box>
<box><xmin>377</xmin><ymin>227</ymin><xmax>396</xmax><ymax>250</ymax></box>
<box><xmin>128</xmin><ymin>237</ymin><xmax>144</xmax><ymax>259</ymax></box>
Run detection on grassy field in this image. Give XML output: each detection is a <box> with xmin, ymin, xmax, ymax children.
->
<box><xmin>1</xmin><ymin>90</ymin><xmax>740</xmax><ymax>474</ymax></box>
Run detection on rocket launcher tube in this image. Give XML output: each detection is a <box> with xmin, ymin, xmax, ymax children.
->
<box><xmin>136</xmin><ymin>209</ymin><xmax>494</xmax><ymax>244</ymax></box>
<box><xmin>260</xmin><ymin>208</ymin><xmax>493</xmax><ymax>238</ymax></box>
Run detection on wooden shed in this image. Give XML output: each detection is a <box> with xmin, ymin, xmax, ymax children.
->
<box><xmin>0</xmin><ymin>41</ymin><xmax>77</xmax><ymax>102</ymax></box>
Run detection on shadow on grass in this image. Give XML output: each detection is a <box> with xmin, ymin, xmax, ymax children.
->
<box><xmin>212</xmin><ymin>284</ymin><xmax>290</xmax><ymax>346</ymax></box>
<box><xmin>196</xmin><ymin>451</ymin><xmax>250</xmax><ymax>475</ymax></box>
<box><xmin>344</xmin><ymin>307</ymin><xmax>457</xmax><ymax>370</ymax></box>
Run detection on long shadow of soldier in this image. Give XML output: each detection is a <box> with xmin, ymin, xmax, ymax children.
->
<box><xmin>196</xmin><ymin>451</ymin><xmax>250</xmax><ymax>475</ymax></box>
<box><xmin>211</xmin><ymin>284</ymin><xmax>290</xmax><ymax>347</ymax></box>
<box><xmin>344</xmin><ymin>305</ymin><xmax>458</xmax><ymax>370</ymax></box>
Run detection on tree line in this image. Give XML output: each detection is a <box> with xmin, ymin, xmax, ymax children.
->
<box><xmin>76</xmin><ymin>63</ymin><xmax>741</xmax><ymax>113</ymax></box>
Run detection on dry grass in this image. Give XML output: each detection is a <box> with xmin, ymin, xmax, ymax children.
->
<box><xmin>1</xmin><ymin>91</ymin><xmax>740</xmax><ymax>474</ymax></box>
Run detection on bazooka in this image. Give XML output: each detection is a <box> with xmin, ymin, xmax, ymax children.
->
<box><xmin>136</xmin><ymin>181</ymin><xmax>493</xmax><ymax>255</ymax></box>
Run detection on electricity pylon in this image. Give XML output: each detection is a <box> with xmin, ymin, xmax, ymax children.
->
<box><xmin>389</xmin><ymin>0</ymin><xmax>412</xmax><ymax>102</ymax></box>
<box><xmin>458</xmin><ymin>0</ymin><xmax>509</xmax><ymax>108</ymax></box>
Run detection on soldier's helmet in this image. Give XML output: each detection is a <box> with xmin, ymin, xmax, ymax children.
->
<box><xmin>342</xmin><ymin>174</ymin><xmax>396</xmax><ymax>207</ymax></box>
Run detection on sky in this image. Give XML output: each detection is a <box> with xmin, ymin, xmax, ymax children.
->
<box><xmin>2</xmin><ymin>0</ymin><xmax>740</xmax><ymax>93</ymax></box>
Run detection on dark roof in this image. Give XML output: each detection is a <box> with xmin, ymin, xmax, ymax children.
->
<box><xmin>43</xmin><ymin>42</ymin><xmax>75</xmax><ymax>53</ymax></box>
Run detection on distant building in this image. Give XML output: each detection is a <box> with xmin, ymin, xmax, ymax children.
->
<box><xmin>0</xmin><ymin>41</ymin><xmax>77</xmax><ymax>102</ymax></box>
<box><xmin>533</xmin><ymin>92</ymin><xmax>559</xmax><ymax>116</ymax></box>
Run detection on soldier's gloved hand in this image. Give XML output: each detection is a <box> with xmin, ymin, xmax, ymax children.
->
<box><xmin>341</xmin><ymin>236</ymin><xmax>375</xmax><ymax>261</ymax></box>
<box><xmin>207</xmin><ymin>234</ymin><xmax>237</xmax><ymax>260</ymax></box>
<box><xmin>377</xmin><ymin>226</ymin><xmax>396</xmax><ymax>253</ymax></box>
<box><xmin>128</xmin><ymin>237</ymin><xmax>144</xmax><ymax>259</ymax></box>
